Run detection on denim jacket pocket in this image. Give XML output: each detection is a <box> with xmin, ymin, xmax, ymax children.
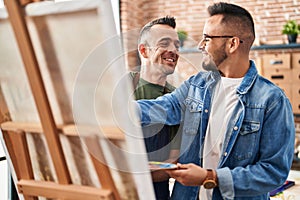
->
<box><xmin>239</xmin><ymin>120</ymin><xmax>260</xmax><ymax>135</ymax></box>
<box><xmin>184</xmin><ymin>98</ymin><xmax>203</xmax><ymax>113</ymax></box>
<box><xmin>231</xmin><ymin>120</ymin><xmax>260</xmax><ymax>161</ymax></box>
<box><xmin>182</xmin><ymin>98</ymin><xmax>203</xmax><ymax>135</ymax></box>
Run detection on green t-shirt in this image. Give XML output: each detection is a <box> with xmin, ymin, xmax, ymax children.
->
<box><xmin>131</xmin><ymin>72</ymin><xmax>181</xmax><ymax>150</ymax></box>
<box><xmin>134</xmin><ymin>78</ymin><xmax>176</xmax><ymax>99</ymax></box>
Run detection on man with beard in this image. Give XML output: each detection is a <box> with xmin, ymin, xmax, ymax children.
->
<box><xmin>136</xmin><ymin>2</ymin><xmax>295</xmax><ymax>200</ymax></box>
<box><xmin>131</xmin><ymin>16</ymin><xmax>181</xmax><ymax>200</ymax></box>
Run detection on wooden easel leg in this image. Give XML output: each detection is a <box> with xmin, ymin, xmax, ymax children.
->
<box><xmin>4</xmin><ymin>0</ymin><xmax>71</xmax><ymax>184</ymax></box>
<box><xmin>85</xmin><ymin>136</ymin><xmax>120</xmax><ymax>200</ymax></box>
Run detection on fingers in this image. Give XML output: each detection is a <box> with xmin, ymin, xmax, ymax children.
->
<box><xmin>152</xmin><ymin>47</ymin><xmax>167</xmax><ymax>63</ymax></box>
<box><xmin>166</xmin><ymin>170</ymin><xmax>180</xmax><ymax>180</ymax></box>
<box><xmin>165</xmin><ymin>163</ymin><xmax>187</xmax><ymax>179</ymax></box>
<box><xmin>177</xmin><ymin>163</ymin><xmax>189</xmax><ymax>169</ymax></box>
<box><xmin>166</xmin><ymin>163</ymin><xmax>207</xmax><ymax>186</ymax></box>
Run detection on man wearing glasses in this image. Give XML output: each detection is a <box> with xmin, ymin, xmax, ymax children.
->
<box><xmin>136</xmin><ymin>2</ymin><xmax>295</xmax><ymax>199</ymax></box>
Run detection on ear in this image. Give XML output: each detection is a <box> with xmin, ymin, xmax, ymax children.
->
<box><xmin>138</xmin><ymin>44</ymin><xmax>148</xmax><ymax>58</ymax></box>
<box><xmin>228</xmin><ymin>37</ymin><xmax>241</xmax><ymax>53</ymax></box>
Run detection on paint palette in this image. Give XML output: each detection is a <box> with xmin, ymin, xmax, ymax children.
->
<box><xmin>149</xmin><ymin>161</ymin><xmax>178</xmax><ymax>170</ymax></box>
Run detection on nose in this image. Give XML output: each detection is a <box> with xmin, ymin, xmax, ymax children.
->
<box><xmin>198</xmin><ymin>39</ymin><xmax>205</xmax><ymax>51</ymax></box>
<box><xmin>167</xmin><ymin>42</ymin><xmax>179</xmax><ymax>52</ymax></box>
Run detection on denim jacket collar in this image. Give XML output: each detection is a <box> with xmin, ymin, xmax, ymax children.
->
<box><xmin>202</xmin><ymin>61</ymin><xmax>258</xmax><ymax>95</ymax></box>
<box><xmin>236</xmin><ymin>60</ymin><xmax>258</xmax><ymax>95</ymax></box>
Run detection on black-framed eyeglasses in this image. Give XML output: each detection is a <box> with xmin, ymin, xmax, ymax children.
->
<box><xmin>202</xmin><ymin>34</ymin><xmax>243</xmax><ymax>43</ymax></box>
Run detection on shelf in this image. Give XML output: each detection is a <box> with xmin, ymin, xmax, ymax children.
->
<box><xmin>251</xmin><ymin>43</ymin><xmax>300</xmax><ymax>50</ymax></box>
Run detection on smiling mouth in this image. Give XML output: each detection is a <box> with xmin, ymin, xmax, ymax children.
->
<box><xmin>163</xmin><ymin>58</ymin><xmax>176</xmax><ymax>62</ymax></box>
<box><xmin>199</xmin><ymin>49</ymin><xmax>208</xmax><ymax>55</ymax></box>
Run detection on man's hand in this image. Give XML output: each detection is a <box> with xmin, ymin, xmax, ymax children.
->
<box><xmin>151</xmin><ymin>169</ymin><xmax>170</xmax><ymax>182</ymax></box>
<box><xmin>151</xmin><ymin>47</ymin><xmax>167</xmax><ymax>65</ymax></box>
<box><xmin>166</xmin><ymin>163</ymin><xmax>207</xmax><ymax>186</ymax></box>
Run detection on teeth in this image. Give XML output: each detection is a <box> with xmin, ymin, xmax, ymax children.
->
<box><xmin>165</xmin><ymin>58</ymin><xmax>174</xmax><ymax>62</ymax></box>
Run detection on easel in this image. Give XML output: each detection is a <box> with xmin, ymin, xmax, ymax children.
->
<box><xmin>0</xmin><ymin>0</ymin><xmax>152</xmax><ymax>199</ymax></box>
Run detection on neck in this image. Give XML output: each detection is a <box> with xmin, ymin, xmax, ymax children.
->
<box><xmin>219</xmin><ymin>56</ymin><xmax>250</xmax><ymax>78</ymax></box>
<box><xmin>140</xmin><ymin>66</ymin><xmax>167</xmax><ymax>86</ymax></box>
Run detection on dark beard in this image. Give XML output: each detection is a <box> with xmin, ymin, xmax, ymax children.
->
<box><xmin>202</xmin><ymin>53</ymin><xmax>218</xmax><ymax>72</ymax></box>
<box><xmin>202</xmin><ymin>43</ymin><xmax>227</xmax><ymax>73</ymax></box>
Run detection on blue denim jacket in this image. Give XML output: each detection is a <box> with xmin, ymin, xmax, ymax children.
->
<box><xmin>137</xmin><ymin>61</ymin><xmax>295</xmax><ymax>200</ymax></box>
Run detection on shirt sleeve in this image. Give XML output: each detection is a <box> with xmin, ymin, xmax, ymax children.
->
<box><xmin>137</xmin><ymin>78</ymin><xmax>190</xmax><ymax>126</ymax></box>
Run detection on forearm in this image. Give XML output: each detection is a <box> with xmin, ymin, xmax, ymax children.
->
<box><xmin>137</xmin><ymin>80</ymin><xmax>189</xmax><ymax>126</ymax></box>
<box><xmin>151</xmin><ymin>170</ymin><xmax>170</xmax><ymax>182</ymax></box>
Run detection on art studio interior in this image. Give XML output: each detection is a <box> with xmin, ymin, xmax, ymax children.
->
<box><xmin>0</xmin><ymin>0</ymin><xmax>300</xmax><ymax>199</ymax></box>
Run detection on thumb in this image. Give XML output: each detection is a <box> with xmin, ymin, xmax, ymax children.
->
<box><xmin>177</xmin><ymin>163</ymin><xmax>189</xmax><ymax>169</ymax></box>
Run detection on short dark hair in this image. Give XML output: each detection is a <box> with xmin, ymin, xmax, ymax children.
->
<box><xmin>138</xmin><ymin>16</ymin><xmax>176</xmax><ymax>45</ymax></box>
<box><xmin>208</xmin><ymin>2</ymin><xmax>255</xmax><ymax>43</ymax></box>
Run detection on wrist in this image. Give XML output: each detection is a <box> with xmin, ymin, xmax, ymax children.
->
<box><xmin>202</xmin><ymin>169</ymin><xmax>218</xmax><ymax>189</ymax></box>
